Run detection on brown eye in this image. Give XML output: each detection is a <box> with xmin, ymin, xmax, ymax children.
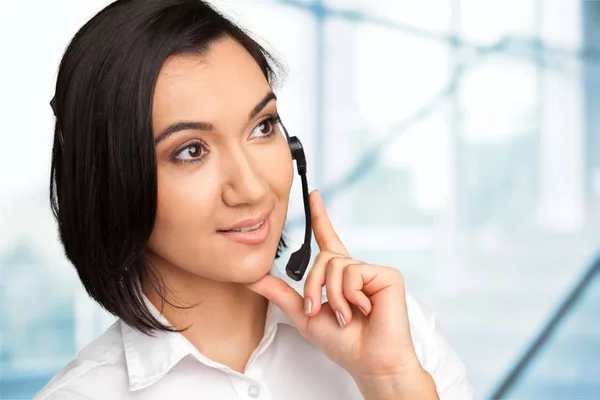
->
<box><xmin>258</xmin><ymin>120</ymin><xmax>273</xmax><ymax>135</ymax></box>
<box><xmin>250</xmin><ymin>116</ymin><xmax>278</xmax><ymax>139</ymax></box>
<box><xmin>174</xmin><ymin>142</ymin><xmax>206</xmax><ymax>163</ymax></box>
<box><xmin>187</xmin><ymin>144</ymin><xmax>202</xmax><ymax>157</ymax></box>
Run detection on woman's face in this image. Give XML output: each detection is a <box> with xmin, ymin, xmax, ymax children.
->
<box><xmin>145</xmin><ymin>37</ymin><xmax>293</xmax><ymax>284</ymax></box>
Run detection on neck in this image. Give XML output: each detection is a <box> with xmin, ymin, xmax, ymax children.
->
<box><xmin>142</xmin><ymin>266</ymin><xmax>269</xmax><ymax>374</ymax></box>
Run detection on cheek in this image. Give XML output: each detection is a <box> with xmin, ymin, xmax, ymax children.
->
<box><xmin>262</xmin><ymin>140</ymin><xmax>293</xmax><ymax>198</ymax></box>
<box><xmin>146</xmin><ymin>165</ymin><xmax>217</xmax><ymax>257</ymax></box>
<box><xmin>264</xmin><ymin>142</ymin><xmax>293</xmax><ymax>237</ymax></box>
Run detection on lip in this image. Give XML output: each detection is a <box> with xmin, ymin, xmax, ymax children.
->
<box><xmin>219</xmin><ymin>211</ymin><xmax>271</xmax><ymax>232</ymax></box>
<box><xmin>217</xmin><ymin>213</ymin><xmax>271</xmax><ymax>245</ymax></box>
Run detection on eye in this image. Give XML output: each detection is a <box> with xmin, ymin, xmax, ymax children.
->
<box><xmin>249</xmin><ymin>116</ymin><xmax>278</xmax><ymax>140</ymax></box>
<box><xmin>173</xmin><ymin>142</ymin><xmax>206</xmax><ymax>163</ymax></box>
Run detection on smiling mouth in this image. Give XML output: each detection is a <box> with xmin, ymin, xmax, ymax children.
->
<box><xmin>217</xmin><ymin>215</ymin><xmax>271</xmax><ymax>245</ymax></box>
<box><xmin>219</xmin><ymin>220</ymin><xmax>264</xmax><ymax>233</ymax></box>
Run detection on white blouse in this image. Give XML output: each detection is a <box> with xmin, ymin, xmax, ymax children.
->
<box><xmin>34</xmin><ymin>267</ymin><xmax>476</xmax><ymax>400</ymax></box>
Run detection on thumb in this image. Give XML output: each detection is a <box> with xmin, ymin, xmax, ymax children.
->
<box><xmin>246</xmin><ymin>274</ymin><xmax>307</xmax><ymax>327</ymax></box>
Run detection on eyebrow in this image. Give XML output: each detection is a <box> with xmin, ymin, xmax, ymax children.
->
<box><xmin>154</xmin><ymin>91</ymin><xmax>277</xmax><ymax>144</ymax></box>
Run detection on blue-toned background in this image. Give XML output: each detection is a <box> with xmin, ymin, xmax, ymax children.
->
<box><xmin>1</xmin><ymin>0</ymin><xmax>599</xmax><ymax>399</ymax></box>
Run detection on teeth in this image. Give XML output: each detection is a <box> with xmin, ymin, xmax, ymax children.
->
<box><xmin>231</xmin><ymin>221</ymin><xmax>263</xmax><ymax>232</ymax></box>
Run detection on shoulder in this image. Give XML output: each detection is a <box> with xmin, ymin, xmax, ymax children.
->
<box><xmin>33</xmin><ymin>321</ymin><xmax>129</xmax><ymax>400</ymax></box>
<box><xmin>405</xmin><ymin>292</ymin><xmax>477</xmax><ymax>399</ymax></box>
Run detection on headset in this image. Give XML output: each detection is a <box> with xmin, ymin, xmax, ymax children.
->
<box><xmin>49</xmin><ymin>96</ymin><xmax>313</xmax><ymax>282</ymax></box>
<box><xmin>277</xmin><ymin>118</ymin><xmax>312</xmax><ymax>281</ymax></box>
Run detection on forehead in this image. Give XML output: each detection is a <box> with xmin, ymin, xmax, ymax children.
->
<box><xmin>152</xmin><ymin>37</ymin><xmax>271</xmax><ymax>133</ymax></box>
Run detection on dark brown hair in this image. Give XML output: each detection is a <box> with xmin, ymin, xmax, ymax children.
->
<box><xmin>50</xmin><ymin>0</ymin><xmax>285</xmax><ymax>334</ymax></box>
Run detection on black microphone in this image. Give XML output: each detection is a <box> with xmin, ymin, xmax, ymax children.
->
<box><xmin>278</xmin><ymin>119</ymin><xmax>312</xmax><ymax>282</ymax></box>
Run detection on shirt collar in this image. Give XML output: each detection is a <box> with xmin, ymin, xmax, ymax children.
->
<box><xmin>121</xmin><ymin>264</ymin><xmax>295</xmax><ymax>392</ymax></box>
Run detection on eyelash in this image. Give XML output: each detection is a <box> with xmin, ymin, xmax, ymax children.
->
<box><xmin>171</xmin><ymin>113</ymin><xmax>280</xmax><ymax>165</ymax></box>
<box><xmin>252</xmin><ymin>113</ymin><xmax>280</xmax><ymax>141</ymax></box>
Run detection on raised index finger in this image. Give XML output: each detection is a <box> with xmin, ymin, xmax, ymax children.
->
<box><xmin>310</xmin><ymin>190</ymin><xmax>348</xmax><ymax>255</ymax></box>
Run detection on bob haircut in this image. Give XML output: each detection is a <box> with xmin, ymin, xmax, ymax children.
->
<box><xmin>50</xmin><ymin>0</ymin><xmax>286</xmax><ymax>334</ymax></box>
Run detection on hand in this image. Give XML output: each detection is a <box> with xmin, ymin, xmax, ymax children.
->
<box><xmin>247</xmin><ymin>190</ymin><xmax>438</xmax><ymax>399</ymax></box>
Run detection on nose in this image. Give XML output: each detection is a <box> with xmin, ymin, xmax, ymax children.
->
<box><xmin>221</xmin><ymin>147</ymin><xmax>268</xmax><ymax>207</ymax></box>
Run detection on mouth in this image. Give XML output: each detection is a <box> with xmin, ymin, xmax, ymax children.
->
<box><xmin>217</xmin><ymin>212</ymin><xmax>272</xmax><ymax>244</ymax></box>
<box><xmin>225</xmin><ymin>220</ymin><xmax>265</xmax><ymax>233</ymax></box>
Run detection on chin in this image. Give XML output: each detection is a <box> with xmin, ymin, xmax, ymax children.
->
<box><xmin>219</xmin><ymin>231</ymin><xmax>284</xmax><ymax>281</ymax></box>
<box><xmin>232</xmin><ymin>258</ymin><xmax>274</xmax><ymax>283</ymax></box>
<box><xmin>224</xmin><ymin>243</ymin><xmax>278</xmax><ymax>282</ymax></box>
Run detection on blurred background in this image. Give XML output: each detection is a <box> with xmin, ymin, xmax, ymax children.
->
<box><xmin>1</xmin><ymin>0</ymin><xmax>599</xmax><ymax>398</ymax></box>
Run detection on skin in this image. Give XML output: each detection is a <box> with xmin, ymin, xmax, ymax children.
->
<box><xmin>250</xmin><ymin>190</ymin><xmax>439</xmax><ymax>399</ymax></box>
<box><xmin>144</xmin><ymin>36</ymin><xmax>292</xmax><ymax>371</ymax></box>
<box><xmin>143</xmin><ymin>36</ymin><xmax>438</xmax><ymax>399</ymax></box>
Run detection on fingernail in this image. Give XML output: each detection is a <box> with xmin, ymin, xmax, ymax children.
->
<box><xmin>304</xmin><ymin>298</ymin><xmax>312</xmax><ymax>315</ymax></box>
<box><xmin>335</xmin><ymin>310</ymin><xmax>346</xmax><ymax>328</ymax></box>
<box><xmin>358</xmin><ymin>306</ymin><xmax>368</xmax><ymax>316</ymax></box>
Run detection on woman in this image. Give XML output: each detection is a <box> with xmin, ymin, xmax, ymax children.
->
<box><xmin>36</xmin><ymin>0</ymin><xmax>475</xmax><ymax>399</ymax></box>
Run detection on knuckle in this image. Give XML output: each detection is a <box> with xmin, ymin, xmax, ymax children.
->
<box><xmin>346</xmin><ymin>263</ymin><xmax>361</xmax><ymax>274</ymax></box>
<box><xmin>341</xmin><ymin>261</ymin><xmax>357</xmax><ymax>275</ymax></box>
<box><xmin>314</xmin><ymin>250</ymin><xmax>334</xmax><ymax>266</ymax></box>
<box><xmin>313</xmin><ymin>251</ymin><xmax>326</xmax><ymax>265</ymax></box>
<box><xmin>326</xmin><ymin>256</ymin><xmax>347</xmax><ymax>272</ymax></box>
<box><xmin>389</xmin><ymin>268</ymin><xmax>405</xmax><ymax>288</ymax></box>
<box><xmin>342</xmin><ymin>264</ymin><xmax>357</xmax><ymax>280</ymax></box>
